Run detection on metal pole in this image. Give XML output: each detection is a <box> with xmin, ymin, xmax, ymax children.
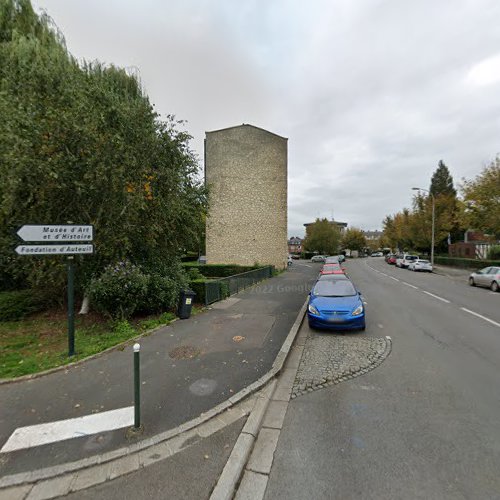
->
<box><xmin>430</xmin><ymin>193</ymin><xmax>435</xmax><ymax>266</ymax></box>
<box><xmin>67</xmin><ymin>256</ymin><xmax>75</xmax><ymax>356</ymax></box>
<box><xmin>134</xmin><ymin>343</ymin><xmax>141</xmax><ymax>429</ymax></box>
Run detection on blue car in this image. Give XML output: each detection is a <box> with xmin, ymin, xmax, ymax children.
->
<box><xmin>307</xmin><ymin>279</ymin><xmax>365</xmax><ymax>331</ymax></box>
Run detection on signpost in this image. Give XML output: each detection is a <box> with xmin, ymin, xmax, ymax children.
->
<box><xmin>15</xmin><ymin>224</ymin><xmax>94</xmax><ymax>356</ymax></box>
<box><xmin>17</xmin><ymin>224</ymin><xmax>93</xmax><ymax>242</ymax></box>
<box><xmin>15</xmin><ymin>244</ymin><xmax>94</xmax><ymax>255</ymax></box>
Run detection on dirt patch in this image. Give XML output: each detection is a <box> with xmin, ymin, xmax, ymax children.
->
<box><xmin>169</xmin><ymin>345</ymin><xmax>201</xmax><ymax>360</ymax></box>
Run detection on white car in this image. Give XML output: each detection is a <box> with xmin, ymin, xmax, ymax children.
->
<box><xmin>408</xmin><ymin>259</ymin><xmax>433</xmax><ymax>272</ymax></box>
<box><xmin>396</xmin><ymin>254</ymin><xmax>418</xmax><ymax>268</ymax></box>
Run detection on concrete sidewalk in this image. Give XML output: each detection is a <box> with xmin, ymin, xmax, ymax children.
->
<box><xmin>0</xmin><ymin>263</ymin><xmax>317</xmax><ymax>494</ymax></box>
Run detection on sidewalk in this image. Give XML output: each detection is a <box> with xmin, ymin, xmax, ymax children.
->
<box><xmin>432</xmin><ymin>264</ymin><xmax>472</xmax><ymax>280</ymax></box>
<box><xmin>0</xmin><ymin>263</ymin><xmax>317</xmax><ymax>487</ymax></box>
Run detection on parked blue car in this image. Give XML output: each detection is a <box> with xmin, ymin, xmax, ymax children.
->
<box><xmin>307</xmin><ymin>279</ymin><xmax>365</xmax><ymax>331</ymax></box>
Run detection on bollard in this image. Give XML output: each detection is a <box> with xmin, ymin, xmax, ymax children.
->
<box><xmin>133</xmin><ymin>343</ymin><xmax>141</xmax><ymax>429</ymax></box>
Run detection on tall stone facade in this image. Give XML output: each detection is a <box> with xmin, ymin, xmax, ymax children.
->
<box><xmin>205</xmin><ymin>124</ymin><xmax>288</xmax><ymax>269</ymax></box>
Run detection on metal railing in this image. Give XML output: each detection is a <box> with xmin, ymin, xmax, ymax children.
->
<box><xmin>204</xmin><ymin>266</ymin><xmax>273</xmax><ymax>305</ymax></box>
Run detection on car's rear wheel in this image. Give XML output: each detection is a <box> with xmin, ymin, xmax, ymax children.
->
<box><xmin>469</xmin><ymin>277</ymin><xmax>475</xmax><ymax>287</ymax></box>
<box><xmin>491</xmin><ymin>281</ymin><xmax>499</xmax><ymax>292</ymax></box>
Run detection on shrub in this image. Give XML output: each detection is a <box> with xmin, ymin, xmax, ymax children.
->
<box><xmin>182</xmin><ymin>263</ymin><xmax>260</xmax><ymax>278</ymax></box>
<box><xmin>87</xmin><ymin>261</ymin><xmax>148</xmax><ymax>320</ymax></box>
<box><xmin>188</xmin><ymin>279</ymin><xmax>206</xmax><ymax>304</ymax></box>
<box><xmin>488</xmin><ymin>245</ymin><xmax>500</xmax><ymax>260</ymax></box>
<box><xmin>138</xmin><ymin>274</ymin><xmax>181</xmax><ymax>314</ymax></box>
<box><xmin>0</xmin><ymin>290</ymin><xmax>46</xmax><ymax>321</ymax></box>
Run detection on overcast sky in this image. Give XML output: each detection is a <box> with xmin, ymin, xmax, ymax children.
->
<box><xmin>32</xmin><ymin>0</ymin><xmax>500</xmax><ymax>237</ymax></box>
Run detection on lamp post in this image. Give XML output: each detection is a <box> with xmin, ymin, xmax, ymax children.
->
<box><xmin>412</xmin><ymin>187</ymin><xmax>435</xmax><ymax>266</ymax></box>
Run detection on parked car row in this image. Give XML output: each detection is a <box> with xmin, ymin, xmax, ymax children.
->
<box><xmin>384</xmin><ymin>253</ymin><xmax>433</xmax><ymax>272</ymax></box>
<box><xmin>307</xmin><ymin>269</ymin><xmax>366</xmax><ymax>331</ymax></box>
<box><xmin>310</xmin><ymin>254</ymin><xmax>346</xmax><ymax>263</ymax></box>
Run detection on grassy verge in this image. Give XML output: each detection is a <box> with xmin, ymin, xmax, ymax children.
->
<box><xmin>0</xmin><ymin>308</ymin><xmax>184</xmax><ymax>379</ymax></box>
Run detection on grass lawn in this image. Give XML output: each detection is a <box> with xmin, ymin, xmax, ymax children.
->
<box><xmin>0</xmin><ymin>306</ymin><xmax>201</xmax><ymax>380</ymax></box>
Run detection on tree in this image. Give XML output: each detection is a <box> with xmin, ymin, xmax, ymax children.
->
<box><xmin>461</xmin><ymin>157</ymin><xmax>500</xmax><ymax>238</ymax></box>
<box><xmin>428</xmin><ymin>160</ymin><xmax>461</xmax><ymax>252</ymax></box>
<box><xmin>303</xmin><ymin>218</ymin><xmax>341</xmax><ymax>255</ymax></box>
<box><xmin>0</xmin><ymin>0</ymin><xmax>208</xmax><ymax>300</ymax></box>
<box><xmin>341</xmin><ymin>228</ymin><xmax>366</xmax><ymax>252</ymax></box>
<box><xmin>430</xmin><ymin>160</ymin><xmax>456</xmax><ymax>197</ymax></box>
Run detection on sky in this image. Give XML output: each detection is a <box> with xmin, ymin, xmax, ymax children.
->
<box><xmin>32</xmin><ymin>0</ymin><xmax>500</xmax><ymax>238</ymax></box>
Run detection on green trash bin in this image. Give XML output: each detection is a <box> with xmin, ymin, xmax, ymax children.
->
<box><xmin>177</xmin><ymin>289</ymin><xmax>196</xmax><ymax>319</ymax></box>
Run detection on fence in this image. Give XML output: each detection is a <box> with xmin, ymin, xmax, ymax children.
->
<box><xmin>204</xmin><ymin>266</ymin><xmax>273</xmax><ymax>305</ymax></box>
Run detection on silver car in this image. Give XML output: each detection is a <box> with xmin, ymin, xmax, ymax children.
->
<box><xmin>468</xmin><ymin>267</ymin><xmax>500</xmax><ymax>292</ymax></box>
<box><xmin>311</xmin><ymin>255</ymin><xmax>326</xmax><ymax>263</ymax></box>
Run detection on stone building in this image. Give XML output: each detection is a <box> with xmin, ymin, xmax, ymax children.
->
<box><xmin>205</xmin><ymin>124</ymin><xmax>288</xmax><ymax>269</ymax></box>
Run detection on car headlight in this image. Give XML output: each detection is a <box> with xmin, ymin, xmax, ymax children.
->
<box><xmin>352</xmin><ymin>304</ymin><xmax>364</xmax><ymax>316</ymax></box>
<box><xmin>308</xmin><ymin>303</ymin><xmax>319</xmax><ymax>315</ymax></box>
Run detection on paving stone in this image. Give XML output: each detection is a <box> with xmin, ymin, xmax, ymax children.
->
<box><xmin>262</xmin><ymin>400</ymin><xmax>288</xmax><ymax>429</ymax></box>
<box><xmin>27</xmin><ymin>475</ymin><xmax>73</xmax><ymax>500</ymax></box>
<box><xmin>235</xmin><ymin>470</ymin><xmax>268</xmax><ymax>500</ymax></box>
<box><xmin>246</xmin><ymin>428</ymin><xmax>280</xmax><ymax>474</ymax></box>
<box><xmin>291</xmin><ymin>335</ymin><xmax>391</xmax><ymax>398</ymax></box>
<box><xmin>0</xmin><ymin>484</ymin><xmax>32</xmax><ymax>500</ymax></box>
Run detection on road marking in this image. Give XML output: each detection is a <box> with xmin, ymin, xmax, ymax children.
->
<box><xmin>1</xmin><ymin>406</ymin><xmax>133</xmax><ymax>453</ymax></box>
<box><xmin>460</xmin><ymin>308</ymin><xmax>500</xmax><ymax>328</ymax></box>
<box><xmin>422</xmin><ymin>291</ymin><xmax>450</xmax><ymax>303</ymax></box>
<box><xmin>377</xmin><ymin>324</ymin><xmax>384</xmax><ymax>329</ymax></box>
<box><xmin>402</xmin><ymin>282</ymin><xmax>419</xmax><ymax>289</ymax></box>
<box><xmin>389</xmin><ymin>276</ymin><xmax>399</xmax><ymax>282</ymax></box>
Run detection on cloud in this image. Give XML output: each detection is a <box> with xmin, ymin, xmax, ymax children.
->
<box><xmin>33</xmin><ymin>0</ymin><xmax>500</xmax><ymax>238</ymax></box>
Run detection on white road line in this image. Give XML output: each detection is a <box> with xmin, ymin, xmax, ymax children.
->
<box><xmin>402</xmin><ymin>282</ymin><xmax>419</xmax><ymax>289</ymax></box>
<box><xmin>422</xmin><ymin>291</ymin><xmax>450</xmax><ymax>303</ymax></box>
<box><xmin>460</xmin><ymin>308</ymin><xmax>500</xmax><ymax>328</ymax></box>
<box><xmin>377</xmin><ymin>324</ymin><xmax>384</xmax><ymax>329</ymax></box>
<box><xmin>1</xmin><ymin>406</ymin><xmax>133</xmax><ymax>453</ymax></box>
<box><xmin>389</xmin><ymin>276</ymin><xmax>399</xmax><ymax>282</ymax></box>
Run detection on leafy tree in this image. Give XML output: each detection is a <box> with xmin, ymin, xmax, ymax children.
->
<box><xmin>341</xmin><ymin>228</ymin><xmax>366</xmax><ymax>252</ymax></box>
<box><xmin>303</xmin><ymin>218</ymin><xmax>341</xmax><ymax>255</ymax></box>
<box><xmin>0</xmin><ymin>0</ymin><xmax>207</xmax><ymax>303</ymax></box>
<box><xmin>461</xmin><ymin>157</ymin><xmax>500</xmax><ymax>238</ymax></box>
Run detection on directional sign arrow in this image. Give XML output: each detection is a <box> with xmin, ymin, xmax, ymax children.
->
<box><xmin>15</xmin><ymin>244</ymin><xmax>94</xmax><ymax>255</ymax></box>
<box><xmin>17</xmin><ymin>225</ymin><xmax>93</xmax><ymax>242</ymax></box>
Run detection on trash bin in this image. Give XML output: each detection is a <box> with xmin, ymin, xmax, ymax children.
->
<box><xmin>177</xmin><ymin>289</ymin><xmax>196</xmax><ymax>319</ymax></box>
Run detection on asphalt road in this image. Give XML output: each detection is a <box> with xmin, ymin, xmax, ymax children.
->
<box><xmin>265</xmin><ymin>257</ymin><xmax>500</xmax><ymax>500</ymax></box>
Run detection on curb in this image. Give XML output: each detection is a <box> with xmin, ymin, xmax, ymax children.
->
<box><xmin>209</xmin><ymin>298</ymin><xmax>308</xmax><ymax>500</ymax></box>
<box><xmin>0</xmin><ymin>298</ymin><xmax>309</xmax><ymax>498</ymax></box>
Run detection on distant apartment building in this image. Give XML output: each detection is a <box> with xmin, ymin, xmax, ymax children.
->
<box><xmin>288</xmin><ymin>236</ymin><xmax>302</xmax><ymax>254</ymax></box>
<box><xmin>205</xmin><ymin>124</ymin><xmax>288</xmax><ymax>269</ymax></box>
<box><xmin>362</xmin><ymin>230</ymin><xmax>383</xmax><ymax>241</ymax></box>
<box><xmin>303</xmin><ymin>219</ymin><xmax>348</xmax><ymax>234</ymax></box>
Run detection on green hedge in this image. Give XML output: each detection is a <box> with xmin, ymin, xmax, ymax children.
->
<box><xmin>182</xmin><ymin>263</ymin><xmax>260</xmax><ymax>278</ymax></box>
<box><xmin>0</xmin><ymin>290</ymin><xmax>46</xmax><ymax>321</ymax></box>
<box><xmin>434</xmin><ymin>256</ymin><xmax>500</xmax><ymax>269</ymax></box>
<box><xmin>188</xmin><ymin>279</ymin><xmax>206</xmax><ymax>304</ymax></box>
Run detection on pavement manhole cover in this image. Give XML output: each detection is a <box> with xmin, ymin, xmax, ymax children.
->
<box><xmin>169</xmin><ymin>345</ymin><xmax>201</xmax><ymax>360</ymax></box>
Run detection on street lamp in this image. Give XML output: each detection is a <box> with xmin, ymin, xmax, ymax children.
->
<box><xmin>412</xmin><ymin>187</ymin><xmax>435</xmax><ymax>266</ymax></box>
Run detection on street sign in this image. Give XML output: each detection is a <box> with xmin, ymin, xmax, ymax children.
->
<box><xmin>17</xmin><ymin>225</ymin><xmax>93</xmax><ymax>242</ymax></box>
<box><xmin>15</xmin><ymin>244</ymin><xmax>94</xmax><ymax>255</ymax></box>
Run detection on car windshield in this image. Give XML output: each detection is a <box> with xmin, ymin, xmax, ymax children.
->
<box><xmin>417</xmin><ymin>259</ymin><xmax>429</xmax><ymax>264</ymax></box>
<box><xmin>312</xmin><ymin>280</ymin><xmax>357</xmax><ymax>297</ymax></box>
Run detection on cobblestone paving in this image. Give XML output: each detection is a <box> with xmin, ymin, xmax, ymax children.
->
<box><xmin>291</xmin><ymin>334</ymin><xmax>392</xmax><ymax>399</ymax></box>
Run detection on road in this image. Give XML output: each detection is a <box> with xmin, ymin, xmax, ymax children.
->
<box><xmin>265</xmin><ymin>257</ymin><xmax>500</xmax><ymax>500</ymax></box>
